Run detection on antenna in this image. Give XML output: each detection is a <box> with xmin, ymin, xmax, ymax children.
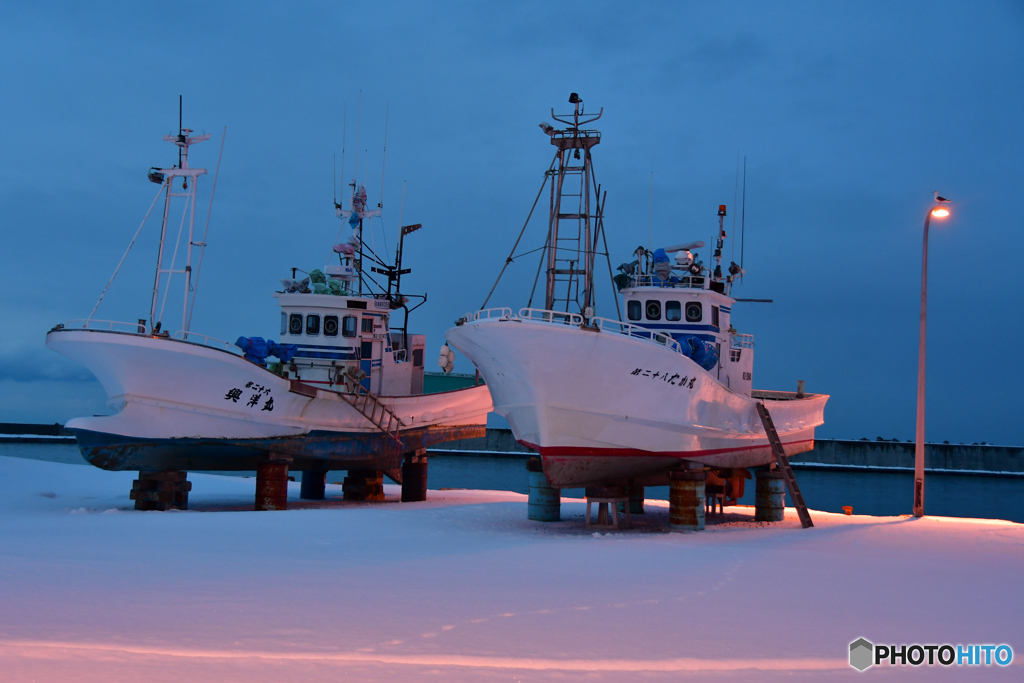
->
<box><xmin>333</xmin><ymin>153</ymin><xmax>337</xmax><ymax>205</ymax></box>
<box><xmin>178</xmin><ymin>95</ymin><xmax>183</xmax><ymax>167</ymax></box>
<box><xmin>379</xmin><ymin>102</ymin><xmax>389</xmax><ymax>258</ymax></box>
<box><xmin>379</xmin><ymin>101</ymin><xmax>389</xmax><ymax>210</ymax></box>
<box><xmin>647</xmin><ymin>171</ymin><xmax>653</xmax><ymax>253</ymax></box>
<box><xmin>740</xmin><ymin>155</ymin><xmax>747</xmax><ymax>271</ymax></box>
<box><xmin>732</xmin><ymin>152</ymin><xmax>739</xmax><ymax>263</ymax></box>
<box><xmin>340</xmin><ymin>103</ymin><xmax>347</xmax><ymax>207</ymax></box>
<box><xmin>353</xmin><ymin>91</ymin><xmax>361</xmax><ymax>190</ymax></box>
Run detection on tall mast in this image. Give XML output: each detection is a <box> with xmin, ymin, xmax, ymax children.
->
<box><xmin>148</xmin><ymin>106</ymin><xmax>210</xmax><ymax>332</ymax></box>
<box><xmin>542</xmin><ymin>93</ymin><xmax>603</xmax><ymax>315</ymax></box>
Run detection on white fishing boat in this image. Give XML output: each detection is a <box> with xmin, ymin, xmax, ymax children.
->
<box><xmin>46</xmin><ymin>115</ymin><xmax>491</xmax><ymax>482</ymax></box>
<box><xmin>446</xmin><ymin>94</ymin><xmax>827</xmax><ymax>490</ymax></box>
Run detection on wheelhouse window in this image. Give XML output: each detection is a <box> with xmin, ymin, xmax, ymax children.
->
<box><xmin>289</xmin><ymin>313</ymin><xmax>303</xmax><ymax>335</ymax></box>
<box><xmin>280</xmin><ymin>312</ymin><xmax>287</xmax><ymax>335</ymax></box>
<box><xmin>627</xmin><ymin>300</ymin><xmax>641</xmax><ymax>321</ymax></box>
<box><xmin>685</xmin><ymin>301</ymin><xmax>703</xmax><ymax>323</ymax></box>
<box><xmin>645</xmin><ymin>300</ymin><xmax>661</xmax><ymax>321</ymax></box>
<box><xmin>361</xmin><ymin>317</ymin><xmax>374</xmax><ymax>333</ymax></box>
<box><xmin>711</xmin><ymin>305</ymin><xmax>720</xmax><ymax>328</ymax></box>
<box><xmin>323</xmin><ymin>315</ymin><xmax>339</xmax><ymax>337</ymax></box>
<box><xmin>306</xmin><ymin>314</ymin><xmax>320</xmax><ymax>336</ymax></box>
<box><xmin>342</xmin><ymin>315</ymin><xmax>357</xmax><ymax>338</ymax></box>
<box><xmin>666</xmin><ymin>301</ymin><xmax>681</xmax><ymax>322</ymax></box>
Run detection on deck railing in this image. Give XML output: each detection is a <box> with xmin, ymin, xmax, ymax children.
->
<box><xmin>590</xmin><ymin>316</ymin><xmax>684</xmax><ymax>353</ymax></box>
<box><xmin>466</xmin><ymin>307</ymin><xmax>514</xmax><ymax>322</ymax></box>
<box><xmin>56</xmin><ymin>320</ymin><xmax>241</xmax><ymax>355</ymax></box>
<box><xmin>463</xmin><ymin>307</ymin><xmax>695</xmax><ymax>355</ymax></box>
<box><xmin>174</xmin><ymin>330</ymin><xmax>242</xmax><ymax>354</ymax></box>
<box><xmin>732</xmin><ymin>333</ymin><xmax>754</xmax><ymax>349</ymax></box>
<box><xmin>62</xmin><ymin>319</ymin><xmax>147</xmax><ymax>333</ymax></box>
<box><xmin>518</xmin><ymin>308</ymin><xmax>584</xmax><ymax>326</ymax></box>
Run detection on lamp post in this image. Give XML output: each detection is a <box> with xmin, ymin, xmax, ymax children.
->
<box><xmin>914</xmin><ymin>198</ymin><xmax>951</xmax><ymax>517</ymax></box>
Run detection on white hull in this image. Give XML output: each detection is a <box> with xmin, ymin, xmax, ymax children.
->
<box><xmin>446</xmin><ymin>315</ymin><xmax>827</xmax><ymax>487</ymax></box>
<box><xmin>46</xmin><ymin>328</ymin><xmax>491</xmax><ymax>471</ymax></box>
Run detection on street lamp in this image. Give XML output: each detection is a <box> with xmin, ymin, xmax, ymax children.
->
<box><xmin>914</xmin><ymin>195</ymin><xmax>951</xmax><ymax>518</ymax></box>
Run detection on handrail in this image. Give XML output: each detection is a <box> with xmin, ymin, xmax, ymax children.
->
<box><xmin>731</xmin><ymin>334</ymin><xmax>754</xmax><ymax>349</ymax></box>
<box><xmin>174</xmin><ymin>330</ymin><xmax>242</xmax><ymax>354</ymax></box>
<box><xmin>590</xmin><ymin>316</ymin><xmax>685</xmax><ymax>354</ymax></box>
<box><xmin>62</xmin><ymin>319</ymin><xmax>147</xmax><ymax>333</ymax></box>
<box><xmin>518</xmin><ymin>308</ymin><xmax>584</xmax><ymax>326</ymax></box>
<box><xmin>626</xmin><ymin>275</ymin><xmax>707</xmax><ymax>290</ymax></box>
<box><xmin>466</xmin><ymin>307</ymin><xmax>514</xmax><ymax>322</ymax></box>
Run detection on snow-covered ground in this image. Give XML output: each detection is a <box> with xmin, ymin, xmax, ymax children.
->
<box><xmin>0</xmin><ymin>455</ymin><xmax>1020</xmax><ymax>682</ymax></box>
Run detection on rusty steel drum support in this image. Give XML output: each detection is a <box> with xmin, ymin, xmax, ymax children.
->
<box><xmin>754</xmin><ymin>470</ymin><xmax>786</xmax><ymax>522</ymax></box>
<box><xmin>255</xmin><ymin>462</ymin><xmax>290</xmax><ymax>511</ymax></box>
<box><xmin>401</xmin><ymin>449</ymin><xmax>428</xmax><ymax>502</ymax></box>
<box><xmin>131</xmin><ymin>471</ymin><xmax>191</xmax><ymax>511</ymax></box>
<box><xmin>343</xmin><ymin>469</ymin><xmax>385</xmax><ymax>502</ymax></box>
<box><xmin>669</xmin><ymin>470</ymin><xmax>706</xmax><ymax>531</ymax></box>
<box><xmin>300</xmin><ymin>468</ymin><xmax>327</xmax><ymax>500</ymax></box>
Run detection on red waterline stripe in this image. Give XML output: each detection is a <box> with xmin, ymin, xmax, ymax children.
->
<box><xmin>518</xmin><ymin>438</ymin><xmax>814</xmax><ymax>459</ymax></box>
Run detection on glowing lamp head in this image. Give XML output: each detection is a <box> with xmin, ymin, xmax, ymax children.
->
<box><xmin>931</xmin><ymin>207</ymin><xmax>950</xmax><ymax>218</ymax></box>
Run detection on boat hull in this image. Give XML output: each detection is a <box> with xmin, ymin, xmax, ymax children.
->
<box><xmin>46</xmin><ymin>328</ymin><xmax>491</xmax><ymax>471</ymax></box>
<box><xmin>446</xmin><ymin>316</ymin><xmax>828</xmax><ymax>487</ymax></box>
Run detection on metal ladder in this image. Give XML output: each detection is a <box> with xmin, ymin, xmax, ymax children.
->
<box><xmin>342</xmin><ymin>387</ymin><xmax>404</xmax><ymax>449</ymax></box>
<box><xmin>755</xmin><ymin>402</ymin><xmax>813</xmax><ymax>528</ymax></box>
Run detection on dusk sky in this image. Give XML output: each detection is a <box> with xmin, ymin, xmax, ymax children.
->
<box><xmin>2</xmin><ymin>1</ymin><xmax>1022</xmax><ymax>445</ymax></box>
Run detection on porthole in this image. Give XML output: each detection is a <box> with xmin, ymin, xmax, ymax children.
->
<box><xmin>324</xmin><ymin>315</ymin><xmax>339</xmax><ymax>336</ymax></box>
<box><xmin>666</xmin><ymin>301</ymin><xmax>681</xmax><ymax>322</ymax></box>
<box><xmin>306</xmin><ymin>314</ymin><xmax>321</xmax><ymax>336</ymax></box>
<box><xmin>645</xmin><ymin>300</ymin><xmax>661</xmax><ymax>321</ymax></box>
<box><xmin>289</xmin><ymin>313</ymin><xmax>303</xmax><ymax>335</ymax></box>
<box><xmin>685</xmin><ymin>302</ymin><xmax>703</xmax><ymax>322</ymax></box>
<box><xmin>627</xmin><ymin>300</ymin><xmax>641</xmax><ymax>321</ymax></box>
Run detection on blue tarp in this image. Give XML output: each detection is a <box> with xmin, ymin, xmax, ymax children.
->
<box><xmin>235</xmin><ymin>337</ymin><xmax>298</xmax><ymax>365</ymax></box>
<box><xmin>680</xmin><ymin>336</ymin><xmax>719</xmax><ymax>372</ymax></box>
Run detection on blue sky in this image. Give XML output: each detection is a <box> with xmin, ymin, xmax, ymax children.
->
<box><xmin>2</xmin><ymin>1</ymin><xmax>1022</xmax><ymax>444</ymax></box>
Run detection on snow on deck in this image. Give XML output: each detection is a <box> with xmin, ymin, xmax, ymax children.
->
<box><xmin>0</xmin><ymin>456</ymin><xmax>1020</xmax><ymax>681</ymax></box>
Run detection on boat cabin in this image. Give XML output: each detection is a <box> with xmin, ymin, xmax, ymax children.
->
<box><xmin>273</xmin><ymin>292</ymin><xmax>425</xmax><ymax>396</ymax></box>
<box><xmin>621</xmin><ymin>275</ymin><xmax>754</xmax><ymax>396</ymax></box>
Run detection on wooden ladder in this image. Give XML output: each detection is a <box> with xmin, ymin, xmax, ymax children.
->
<box><xmin>755</xmin><ymin>402</ymin><xmax>813</xmax><ymax>529</ymax></box>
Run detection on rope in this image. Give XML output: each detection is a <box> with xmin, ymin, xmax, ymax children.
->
<box><xmin>479</xmin><ymin>151</ymin><xmax>558</xmax><ymax>309</ymax></box>
<box><xmin>87</xmin><ymin>182</ymin><xmax>165</xmax><ymax>322</ymax></box>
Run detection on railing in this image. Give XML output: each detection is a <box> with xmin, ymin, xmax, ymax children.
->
<box><xmin>731</xmin><ymin>333</ymin><xmax>754</xmax><ymax>349</ymax></box>
<box><xmin>465</xmin><ymin>307</ymin><xmax>514</xmax><ymax>322</ymax></box>
<box><xmin>61</xmin><ymin>319</ymin><xmax>147</xmax><ymax>333</ymax></box>
<box><xmin>518</xmin><ymin>308</ymin><xmax>584</xmax><ymax>326</ymax></box>
<box><xmin>591</xmin><ymin>316</ymin><xmax>684</xmax><ymax>353</ymax></box>
<box><xmin>628</xmin><ymin>274</ymin><xmax>707</xmax><ymax>289</ymax></box>
<box><xmin>174</xmin><ymin>330</ymin><xmax>243</xmax><ymax>354</ymax></box>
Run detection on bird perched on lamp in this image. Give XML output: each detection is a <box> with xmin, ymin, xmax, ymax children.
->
<box><xmin>933</xmin><ymin>191</ymin><xmax>951</xmax><ymax>203</ymax></box>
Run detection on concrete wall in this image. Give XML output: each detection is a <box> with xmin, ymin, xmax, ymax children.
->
<box><xmin>429</xmin><ymin>429</ymin><xmax>1024</xmax><ymax>474</ymax></box>
<box><xmin>794</xmin><ymin>439</ymin><xmax>1024</xmax><ymax>474</ymax></box>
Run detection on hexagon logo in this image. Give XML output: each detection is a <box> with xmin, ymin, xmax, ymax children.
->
<box><xmin>849</xmin><ymin>638</ymin><xmax>874</xmax><ymax>671</ymax></box>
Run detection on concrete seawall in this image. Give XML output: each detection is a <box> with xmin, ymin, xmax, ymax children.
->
<box><xmin>428</xmin><ymin>429</ymin><xmax>1024</xmax><ymax>475</ymax></box>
